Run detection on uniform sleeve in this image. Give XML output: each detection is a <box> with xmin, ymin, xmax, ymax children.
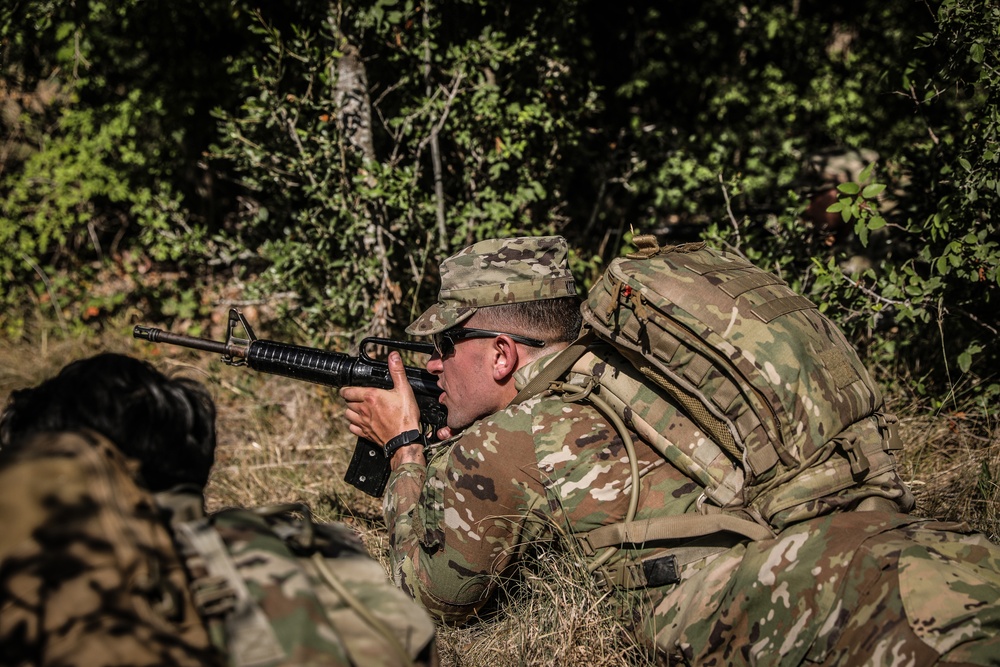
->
<box><xmin>381</xmin><ymin>400</ymin><xmax>572</xmax><ymax>624</ymax></box>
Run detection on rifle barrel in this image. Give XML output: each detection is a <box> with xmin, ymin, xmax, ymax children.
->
<box><xmin>133</xmin><ymin>326</ymin><xmax>245</xmax><ymax>358</ymax></box>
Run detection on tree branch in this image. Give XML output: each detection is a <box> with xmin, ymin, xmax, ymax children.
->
<box><xmin>718</xmin><ymin>172</ymin><xmax>742</xmax><ymax>249</ymax></box>
<box><xmin>424</xmin><ymin>1</ymin><xmax>447</xmax><ymax>251</ymax></box>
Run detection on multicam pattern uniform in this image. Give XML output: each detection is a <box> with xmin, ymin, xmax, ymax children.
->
<box><xmin>650</xmin><ymin>512</ymin><xmax>1000</xmax><ymax>665</ymax></box>
<box><xmin>171</xmin><ymin>502</ymin><xmax>355</xmax><ymax>667</ymax></box>
<box><xmin>384</xmin><ymin>354</ymin><xmax>703</xmax><ymax>619</ymax></box>
<box><xmin>0</xmin><ymin>431</ymin><xmax>437</xmax><ymax>667</ymax></box>
<box><xmin>172</xmin><ymin>504</ymin><xmax>439</xmax><ymax>667</ymax></box>
<box><xmin>0</xmin><ymin>431</ymin><xmax>219</xmax><ymax>667</ymax></box>
<box><xmin>383</xmin><ymin>355</ymin><xmax>1000</xmax><ymax>665</ymax></box>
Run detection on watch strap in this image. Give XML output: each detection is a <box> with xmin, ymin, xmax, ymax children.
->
<box><xmin>383</xmin><ymin>429</ymin><xmax>426</xmax><ymax>459</ymax></box>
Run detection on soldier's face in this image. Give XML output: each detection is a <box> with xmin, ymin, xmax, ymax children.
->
<box><xmin>427</xmin><ymin>330</ymin><xmax>506</xmax><ymax>431</ymax></box>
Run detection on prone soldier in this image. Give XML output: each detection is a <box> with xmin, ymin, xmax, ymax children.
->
<box><xmin>0</xmin><ymin>352</ymin><xmax>437</xmax><ymax>667</ymax></box>
<box><xmin>340</xmin><ymin>235</ymin><xmax>1000</xmax><ymax>665</ymax></box>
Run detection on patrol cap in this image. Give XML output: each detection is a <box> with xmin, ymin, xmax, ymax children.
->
<box><xmin>406</xmin><ymin>236</ymin><xmax>578</xmax><ymax>336</ymax></box>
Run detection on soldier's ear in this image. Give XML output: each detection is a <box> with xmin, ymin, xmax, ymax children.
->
<box><xmin>491</xmin><ymin>335</ymin><xmax>519</xmax><ymax>382</ymax></box>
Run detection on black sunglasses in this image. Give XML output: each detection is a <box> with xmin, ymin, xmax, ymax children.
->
<box><xmin>432</xmin><ymin>327</ymin><xmax>546</xmax><ymax>358</ymax></box>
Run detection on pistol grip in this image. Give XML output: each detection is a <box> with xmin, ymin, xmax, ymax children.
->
<box><xmin>344</xmin><ymin>437</ymin><xmax>391</xmax><ymax>497</ymax></box>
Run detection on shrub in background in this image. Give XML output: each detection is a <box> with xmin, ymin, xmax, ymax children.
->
<box><xmin>2</xmin><ymin>0</ymin><xmax>997</xmax><ymax>410</ymax></box>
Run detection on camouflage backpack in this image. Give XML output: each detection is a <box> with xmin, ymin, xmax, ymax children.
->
<box><xmin>169</xmin><ymin>503</ymin><xmax>438</xmax><ymax>667</ymax></box>
<box><xmin>517</xmin><ymin>235</ymin><xmax>914</xmax><ymax>555</ymax></box>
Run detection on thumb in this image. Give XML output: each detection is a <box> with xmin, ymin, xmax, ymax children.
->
<box><xmin>388</xmin><ymin>351</ymin><xmax>409</xmax><ymax>389</ymax></box>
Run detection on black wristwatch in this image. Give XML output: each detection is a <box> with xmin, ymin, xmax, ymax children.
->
<box><xmin>383</xmin><ymin>429</ymin><xmax>427</xmax><ymax>459</ymax></box>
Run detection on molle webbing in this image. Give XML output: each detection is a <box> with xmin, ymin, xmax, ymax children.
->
<box><xmin>635</xmin><ymin>360</ymin><xmax>741</xmax><ymax>461</ymax></box>
<box><xmin>174</xmin><ymin>519</ymin><xmax>286</xmax><ymax>667</ymax></box>
<box><xmin>172</xmin><ymin>506</ymin><xmax>435</xmax><ymax>667</ymax></box>
<box><xmin>751</xmin><ymin>295</ymin><xmax>818</xmax><ymax>323</ymax></box>
<box><xmin>718</xmin><ymin>270</ymin><xmax>784</xmax><ymax>298</ymax></box>
<box><xmin>577</xmin><ymin>238</ymin><xmax>912</xmax><ymax>527</ymax></box>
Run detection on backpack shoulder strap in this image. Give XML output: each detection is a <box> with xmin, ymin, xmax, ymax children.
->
<box><xmin>512</xmin><ymin>330</ymin><xmax>595</xmax><ymax>405</ymax></box>
<box><xmin>173</xmin><ymin>517</ymin><xmax>287</xmax><ymax>667</ymax></box>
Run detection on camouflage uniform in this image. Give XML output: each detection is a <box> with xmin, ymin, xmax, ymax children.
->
<box><xmin>166</xmin><ymin>500</ymin><xmax>440</xmax><ymax>667</ymax></box>
<box><xmin>403</xmin><ymin>235</ymin><xmax>580</xmax><ymax>335</ymax></box>
<box><xmin>388</xmin><ymin>235</ymin><xmax>1000</xmax><ymax>665</ymax></box>
<box><xmin>0</xmin><ymin>430</ymin><xmax>220</xmax><ymax>667</ymax></box>
<box><xmin>0</xmin><ymin>430</ymin><xmax>438</xmax><ymax>667</ymax></box>
<box><xmin>647</xmin><ymin>511</ymin><xmax>1000</xmax><ymax>665</ymax></box>
<box><xmin>384</xmin><ymin>369</ymin><xmax>703</xmax><ymax>621</ymax></box>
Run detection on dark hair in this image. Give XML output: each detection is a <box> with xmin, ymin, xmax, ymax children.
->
<box><xmin>475</xmin><ymin>296</ymin><xmax>583</xmax><ymax>344</ymax></box>
<box><xmin>0</xmin><ymin>353</ymin><xmax>216</xmax><ymax>492</ymax></box>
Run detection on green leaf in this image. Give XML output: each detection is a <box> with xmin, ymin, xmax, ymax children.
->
<box><xmin>958</xmin><ymin>350</ymin><xmax>973</xmax><ymax>373</ymax></box>
<box><xmin>959</xmin><ymin>157</ymin><xmax>972</xmax><ymax>172</ymax></box>
<box><xmin>859</xmin><ymin>162</ymin><xmax>875</xmax><ymax>183</ymax></box>
<box><xmin>971</xmin><ymin>43</ymin><xmax>985</xmax><ymax>63</ymax></box>
<box><xmin>861</xmin><ymin>183</ymin><xmax>886</xmax><ymax>199</ymax></box>
<box><xmin>867</xmin><ymin>216</ymin><xmax>887</xmax><ymax>230</ymax></box>
<box><xmin>856</xmin><ymin>220</ymin><xmax>869</xmax><ymax>246</ymax></box>
<box><xmin>837</xmin><ymin>182</ymin><xmax>860</xmax><ymax>195</ymax></box>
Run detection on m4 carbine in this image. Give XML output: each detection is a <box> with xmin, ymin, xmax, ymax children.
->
<box><xmin>133</xmin><ymin>308</ymin><xmax>445</xmax><ymax>497</ymax></box>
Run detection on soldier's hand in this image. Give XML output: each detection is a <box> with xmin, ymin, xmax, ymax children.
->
<box><xmin>340</xmin><ymin>352</ymin><xmax>421</xmax><ymax>448</ymax></box>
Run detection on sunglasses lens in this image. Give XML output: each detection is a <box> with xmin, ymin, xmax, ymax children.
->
<box><xmin>433</xmin><ymin>333</ymin><xmax>454</xmax><ymax>357</ymax></box>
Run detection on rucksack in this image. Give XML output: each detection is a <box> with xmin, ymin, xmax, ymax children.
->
<box><xmin>169</xmin><ymin>503</ymin><xmax>438</xmax><ymax>667</ymax></box>
<box><xmin>516</xmin><ymin>236</ymin><xmax>914</xmax><ymax>557</ymax></box>
<box><xmin>0</xmin><ymin>430</ymin><xmax>220</xmax><ymax>667</ymax></box>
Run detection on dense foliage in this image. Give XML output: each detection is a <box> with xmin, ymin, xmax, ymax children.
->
<box><xmin>2</xmin><ymin>0</ymin><xmax>997</xmax><ymax>404</ymax></box>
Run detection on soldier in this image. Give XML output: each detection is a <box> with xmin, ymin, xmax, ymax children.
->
<box><xmin>1</xmin><ymin>353</ymin><xmax>437</xmax><ymax>667</ymax></box>
<box><xmin>0</xmin><ymin>353</ymin><xmax>221</xmax><ymax>666</ymax></box>
<box><xmin>341</xmin><ymin>235</ymin><xmax>1000</xmax><ymax>665</ymax></box>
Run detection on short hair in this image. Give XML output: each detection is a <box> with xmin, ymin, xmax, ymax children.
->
<box><xmin>0</xmin><ymin>353</ymin><xmax>216</xmax><ymax>492</ymax></box>
<box><xmin>473</xmin><ymin>296</ymin><xmax>583</xmax><ymax>344</ymax></box>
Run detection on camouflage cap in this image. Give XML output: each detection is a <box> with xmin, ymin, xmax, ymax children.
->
<box><xmin>406</xmin><ymin>236</ymin><xmax>578</xmax><ymax>336</ymax></box>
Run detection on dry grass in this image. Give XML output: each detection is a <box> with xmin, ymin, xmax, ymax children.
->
<box><xmin>2</xmin><ymin>319</ymin><xmax>998</xmax><ymax>665</ymax></box>
<box><xmin>896</xmin><ymin>405</ymin><xmax>1000</xmax><ymax>542</ymax></box>
<box><xmin>438</xmin><ymin>549</ymin><xmax>658</xmax><ymax>667</ymax></box>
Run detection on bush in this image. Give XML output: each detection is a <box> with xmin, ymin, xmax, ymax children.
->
<box><xmin>208</xmin><ymin>0</ymin><xmax>599</xmax><ymax>342</ymax></box>
<box><xmin>3</xmin><ymin>0</ymin><xmax>997</xmax><ymax>408</ymax></box>
<box><xmin>0</xmin><ymin>0</ymin><xmax>246</xmax><ymax>337</ymax></box>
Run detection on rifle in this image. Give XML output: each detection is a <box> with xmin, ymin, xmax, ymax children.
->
<box><xmin>133</xmin><ymin>308</ymin><xmax>445</xmax><ymax>498</ymax></box>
